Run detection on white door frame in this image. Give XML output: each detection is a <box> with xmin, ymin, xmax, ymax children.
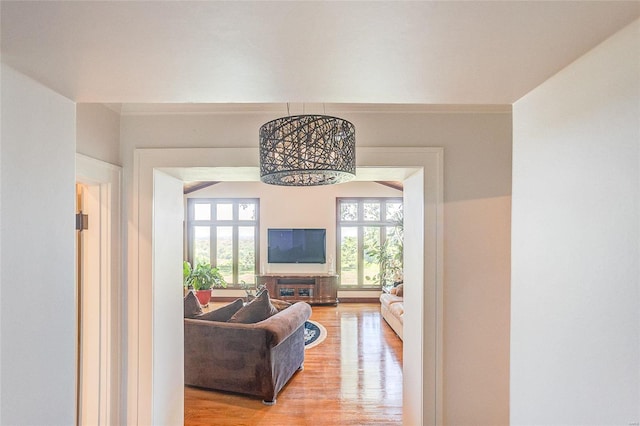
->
<box><xmin>127</xmin><ymin>147</ymin><xmax>443</xmax><ymax>425</ymax></box>
<box><xmin>75</xmin><ymin>153</ymin><xmax>122</xmax><ymax>426</ymax></box>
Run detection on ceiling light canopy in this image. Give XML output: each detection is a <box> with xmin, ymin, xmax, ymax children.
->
<box><xmin>259</xmin><ymin>114</ymin><xmax>356</xmax><ymax>186</ymax></box>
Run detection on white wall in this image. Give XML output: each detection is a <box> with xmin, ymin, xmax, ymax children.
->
<box><xmin>511</xmin><ymin>19</ymin><xmax>639</xmax><ymax>425</ymax></box>
<box><xmin>188</xmin><ymin>180</ymin><xmax>402</xmax><ymax>299</ymax></box>
<box><xmin>0</xmin><ymin>64</ymin><xmax>77</xmax><ymax>424</ymax></box>
<box><xmin>121</xmin><ymin>109</ymin><xmax>512</xmax><ymax>424</ymax></box>
<box><xmin>76</xmin><ymin>103</ymin><xmax>121</xmax><ymax>166</ymax></box>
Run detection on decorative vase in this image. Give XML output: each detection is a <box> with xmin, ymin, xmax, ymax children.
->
<box><xmin>195</xmin><ymin>289</ymin><xmax>212</xmax><ymax>306</ymax></box>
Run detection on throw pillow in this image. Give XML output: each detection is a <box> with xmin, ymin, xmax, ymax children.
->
<box><xmin>395</xmin><ymin>284</ymin><xmax>404</xmax><ymax>297</ymax></box>
<box><xmin>198</xmin><ymin>298</ymin><xmax>244</xmax><ymax>322</ymax></box>
<box><xmin>228</xmin><ymin>289</ymin><xmax>278</xmax><ymax>324</ymax></box>
<box><xmin>255</xmin><ymin>285</ymin><xmax>267</xmax><ymax>298</ymax></box>
<box><xmin>184</xmin><ymin>291</ymin><xmax>203</xmax><ymax>318</ymax></box>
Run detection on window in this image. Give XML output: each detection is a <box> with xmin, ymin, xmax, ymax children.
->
<box><xmin>337</xmin><ymin>198</ymin><xmax>403</xmax><ymax>289</ymax></box>
<box><xmin>187</xmin><ymin>198</ymin><xmax>259</xmax><ymax>286</ymax></box>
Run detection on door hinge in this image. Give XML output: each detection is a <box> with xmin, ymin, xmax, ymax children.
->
<box><xmin>75</xmin><ymin>212</ymin><xmax>88</xmax><ymax>231</ymax></box>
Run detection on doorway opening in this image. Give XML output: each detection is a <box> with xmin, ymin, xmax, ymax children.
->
<box><xmin>128</xmin><ymin>147</ymin><xmax>443</xmax><ymax>425</ymax></box>
<box><xmin>75</xmin><ymin>182</ymin><xmax>100</xmax><ymax>426</ymax></box>
<box><xmin>75</xmin><ymin>154</ymin><xmax>122</xmax><ymax>425</ymax></box>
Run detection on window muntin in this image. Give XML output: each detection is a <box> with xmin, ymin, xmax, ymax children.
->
<box><xmin>336</xmin><ymin>198</ymin><xmax>403</xmax><ymax>289</ymax></box>
<box><xmin>187</xmin><ymin>198</ymin><xmax>259</xmax><ymax>286</ymax></box>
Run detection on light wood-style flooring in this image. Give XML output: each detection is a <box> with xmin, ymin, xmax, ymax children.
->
<box><xmin>184</xmin><ymin>303</ymin><xmax>403</xmax><ymax>425</ymax></box>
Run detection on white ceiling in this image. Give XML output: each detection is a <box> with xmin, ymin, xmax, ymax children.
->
<box><xmin>1</xmin><ymin>1</ymin><xmax>638</xmax><ymax>107</ymax></box>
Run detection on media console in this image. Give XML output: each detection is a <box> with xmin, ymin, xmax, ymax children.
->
<box><xmin>256</xmin><ymin>273</ymin><xmax>338</xmax><ymax>305</ymax></box>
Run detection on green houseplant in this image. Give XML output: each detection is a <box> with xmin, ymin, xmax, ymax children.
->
<box><xmin>183</xmin><ymin>261</ymin><xmax>227</xmax><ymax>306</ymax></box>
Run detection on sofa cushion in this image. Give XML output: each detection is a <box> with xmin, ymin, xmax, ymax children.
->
<box><xmin>184</xmin><ymin>291</ymin><xmax>203</xmax><ymax>318</ymax></box>
<box><xmin>389</xmin><ymin>301</ymin><xmax>404</xmax><ymax>321</ymax></box>
<box><xmin>228</xmin><ymin>289</ymin><xmax>279</xmax><ymax>324</ymax></box>
<box><xmin>380</xmin><ymin>292</ymin><xmax>404</xmax><ymax>340</ymax></box>
<box><xmin>380</xmin><ymin>292</ymin><xmax>403</xmax><ymax>305</ymax></box>
<box><xmin>198</xmin><ymin>298</ymin><xmax>244</xmax><ymax>322</ymax></box>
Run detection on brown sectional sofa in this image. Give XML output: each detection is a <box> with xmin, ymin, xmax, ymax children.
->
<box><xmin>380</xmin><ymin>284</ymin><xmax>403</xmax><ymax>340</ymax></box>
<box><xmin>184</xmin><ymin>297</ymin><xmax>311</xmax><ymax>404</ymax></box>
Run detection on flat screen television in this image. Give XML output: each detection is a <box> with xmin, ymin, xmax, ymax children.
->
<box><xmin>267</xmin><ymin>228</ymin><xmax>326</xmax><ymax>264</ymax></box>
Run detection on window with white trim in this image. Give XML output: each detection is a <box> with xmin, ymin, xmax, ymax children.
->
<box><xmin>186</xmin><ymin>198</ymin><xmax>259</xmax><ymax>286</ymax></box>
<box><xmin>337</xmin><ymin>198</ymin><xmax>403</xmax><ymax>289</ymax></box>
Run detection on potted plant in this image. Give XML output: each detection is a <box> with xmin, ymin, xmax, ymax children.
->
<box><xmin>183</xmin><ymin>261</ymin><xmax>227</xmax><ymax>306</ymax></box>
<box><xmin>183</xmin><ymin>261</ymin><xmax>193</xmax><ymax>296</ymax></box>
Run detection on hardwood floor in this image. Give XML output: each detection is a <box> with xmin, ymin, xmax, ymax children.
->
<box><xmin>184</xmin><ymin>303</ymin><xmax>403</xmax><ymax>425</ymax></box>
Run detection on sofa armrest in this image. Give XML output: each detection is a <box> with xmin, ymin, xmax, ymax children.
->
<box><xmin>380</xmin><ymin>293</ymin><xmax>403</xmax><ymax>305</ymax></box>
<box><xmin>259</xmin><ymin>301</ymin><xmax>311</xmax><ymax>346</ymax></box>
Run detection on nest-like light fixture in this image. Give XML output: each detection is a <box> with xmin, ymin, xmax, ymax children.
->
<box><xmin>259</xmin><ymin>114</ymin><xmax>356</xmax><ymax>186</ymax></box>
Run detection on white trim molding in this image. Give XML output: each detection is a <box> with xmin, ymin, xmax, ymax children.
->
<box><xmin>75</xmin><ymin>153</ymin><xmax>123</xmax><ymax>426</ymax></box>
<box><xmin>127</xmin><ymin>147</ymin><xmax>443</xmax><ymax>425</ymax></box>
